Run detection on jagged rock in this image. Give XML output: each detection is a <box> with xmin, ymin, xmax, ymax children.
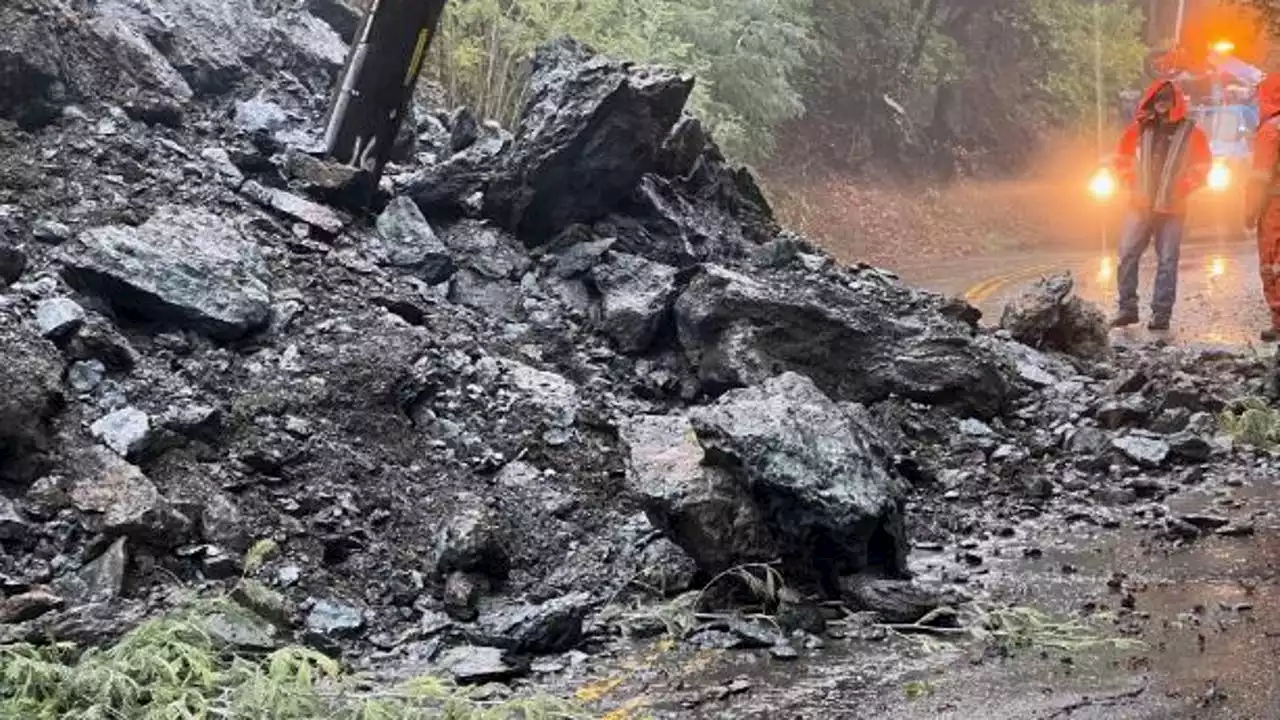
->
<box><xmin>242</xmin><ymin>181</ymin><xmax>347</xmax><ymax>235</ymax></box>
<box><xmin>201</xmin><ymin>147</ymin><xmax>245</xmax><ymax>184</ymax></box>
<box><xmin>233</xmin><ymin>95</ymin><xmax>288</xmax><ymax>135</ymax></box>
<box><xmin>0</xmin><ymin>589</ymin><xmax>64</xmax><ymax>624</ymax></box>
<box><xmin>675</xmin><ymin>265</ymin><xmax>1016</xmax><ymax>416</ymax></box>
<box><xmin>620</xmin><ymin>414</ymin><xmax>777</xmax><ymax>573</ymax></box>
<box><xmin>443</xmin><ymin>571</ymin><xmax>484</xmax><ymax>621</ymax></box>
<box><xmin>589</xmin><ymin>252</ymin><xmax>677</xmax><ymax>353</ymax></box>
<box><xmin>283</xmin><ymin>149</ymin><xmax>374</xmax><ymax>210</ymax></box>
<box><xmin>374</xmin><ymin>197</ymin><xmax>456</xmax><ymax>283</ymax></box>
<box><xmin>471</xmin><ymin>592</ymin><xmax>591</xmax><ymax>654</ymax></box>
<box><xmin>635</xmin><ymin>538</ymin><xmax>698</xmax><ymax>596</ymax></box>
<box><xmin>656</xmin><ymin>114</ymin><xmax>710</xmax><ymax>179</ymax></box>
<box><xmin>60</xmin><ymin>206</ymin><xmax>272</xmax><ymax>341</ymax></box>
<box><xmin>1112</xmin><ymin>434</ymin><xmax>1170</xmax><ymax>467</ymax></box>
<box><xmin>206</xmin><ymin>608</ymin><xmax>278</xmax><ymax>650</ymax></box>
<box><xmin>438</xmin><ymin>220</ymin><xmax>530</xmax><ymax>280</ymax></box>
<box><xmin>434</xmin><ymin>496</ymin><xmax>509</xmax><ymax>581</ymax></box>
<box><xmin>0</xmin><ymin>316</ymin><xmax>62</xmax><ymax>483</ymax></box>
<box><xmin>66</xmin><ymin>447</ymin><xmax>189</xmax><ymax>545</ymax></box>
<box><xmin>305</xmin><ymin>0</ymin><xmax>362</xmax><ymax>43</ymax></box>
<box><xmin>274</xmin><ymin>12</ymin><xmax>346</xmax><ymax>92</ymax></box>
<box><xmin>1000</xmin><ymin>272</ymin><xmax>1110</xmax><ymax>359</ymax></box>
<box><xmin>484</xmin><ymin>37</ymin><xmax>693</xmax><ymax>242</ymax></box>
<box><xmin>0</xmin><ymin>246</ymin><xmax>26</xmax><ymax>286</ymax></box>
<box><xmin>61</xmin><ymin>316</ymin><xmax>138</xmax><ymax>371</ymax></box>
<box><xmin>689</xmin><ymin>372</ymin><xmax>910</xmax><ymax>580</ymax></box>
<box><xmin>35</xmin><ymin>297</ymin><xmax>86</xmax><ymax>339</ymax></box>
<box><xmin>0</xmin><ymin>497</ymin><xmax>30</xmax><ymax>540</ymax></box>
<box><xmin>57</xmin><ymin>537</ymin><xmax>127</xmax><ymax>603</ymax></box>
<box><xmin>89</xmin><ymin>407</ymin><xmax>152</xmax><ymax>458</ymax></box>
<box><xmin>552</xmin><ymin>236</ymin><xmax>614</xmax><ymax>278</ymax></box>
<box><xmin>403</xmin><ymin>128</ymin><xmax>508</xmax><ymax>216</ymax></box>
<box><xmin>436</xmin><ymin>646</ymin><xmax>523</xmax><ymax>684</ymax></box>
<box><xmin>450</xmin><ymin>107</ymin><xmax>481</xmax><ymax>153</ymax></box>
<box><xmin>306</xmin><ymin>599</ymin><xmax>364</xmax><ymax>637</ymax></box>
<box><xmin>32</xmin><ymin>220</ymin><xmax>73</xmax><ymax>244</ymax></box>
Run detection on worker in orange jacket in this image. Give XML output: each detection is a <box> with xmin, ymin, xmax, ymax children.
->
<box><xmin>1247</xmin><ymin>74</ymin><xmax>1280</xmax><ymax>341</ymax></box>
<box><xmin>1110</xmin><ymin>80</ymin><xmax>1213</xmax><ymax>331</ymax></box>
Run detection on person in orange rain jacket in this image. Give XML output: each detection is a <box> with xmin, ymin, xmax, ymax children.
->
<box><xmin>1247</xmin><ymin>73</ymin><xmax>1280</xmax><ymax>341</ymax></box>
<box><xmin>1110</xmin><ymin>79</ymin><xmax>1213</xmax><ymax>331</ymax></box>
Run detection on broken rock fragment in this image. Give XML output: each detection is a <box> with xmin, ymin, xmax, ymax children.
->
<box><xmin>589</xmin><ymin>252</ymin><xmax>678</xmax><ymax>353</ymax></box>
<box><xmin>66</xmin><ymin>447</ymin><xmax>189</xmax><ymax>546</ymax></box>
<box><xmin>688</xmin><ymin>372</ymin><xmax>910</xmax><ymax>579</ymax></box>
<box><xmin>374</xmin><ymin>196</ymin><xmax>455</xmax><ymax>283</ymax></box>
<box><xmin>60</xmin><ymin>206</ymin><xmax>272</xmax><ymax>341</ymax></box>
<box><xmin>675</xmin><ymin>264</ymin><xmax>1016</xmax><ymax>416</ymax></box>
<box><xmin>0</xmin><ymin>315</ymin><xmax>62</xmax><ymax>482</ymax></box>
<box><xmin>484</xmin><ymin>37</ymin><xmax>693</xmax><ymax>241</ymax></box>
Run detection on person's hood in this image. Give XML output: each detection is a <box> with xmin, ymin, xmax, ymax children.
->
<box><xmin>1259</xmin><ymin>73</ymin><xmax>1280</xmax><ymax>120</ymax></box>
<box><xmin>1134</xmin><ymin>79</ymin><xmax>1188</xmax><ymax>123</ymax></box>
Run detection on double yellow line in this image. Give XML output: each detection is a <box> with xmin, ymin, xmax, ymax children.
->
<box><xmin>963</xmin><ymin>263</ymin><xmax>1060</xmax><ymax>304</ymax></box>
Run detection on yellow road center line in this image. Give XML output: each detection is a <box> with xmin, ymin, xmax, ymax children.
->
<box><xmin>964</xmin><ymin>263</ymin><xmax>1059</xmax><ymax>304</ymax></box>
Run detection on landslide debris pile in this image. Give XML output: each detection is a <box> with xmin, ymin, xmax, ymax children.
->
<box><xmin>0</xmin><ymin>0</ymin><xmax>1272</xmax><ymax>691</ymax></box>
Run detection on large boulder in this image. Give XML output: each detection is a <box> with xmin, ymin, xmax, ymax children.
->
<box><xmin>1000</xmin><ymin>272</ymin><xmax>1110</xmax><ymax>360</ymax></box>
<box><xmin>621</xmin><ymin>373</ymin><xmax>910</xmax><ymax>584</ymax></box>
<box><xmin>60</xmin><ymin>206</ymin><xmax>272</xmax><ymax>341</ymax></box>
<box><xmin>675</xmin><ymin>264</ymin><xmax>1017</xmax><ymax>417</ymax></box>
<box><xmin>688</xmin><ymin>373</ymin><xmax>909</xmax><ymax>580</ymax></box>
<box><xmin>483</xmin><ymin>37</ymin><xmax>693</xmax><ymax>242</ymax></box>
<box><xmin>0</xmin><ymin>315</ymin><xmax>63</xmax><ymax>483</ymax></box>
<box><xmin>619</xmin><ymin>414</ymin><xmax>777</xmax><ymax>574</ymax></box>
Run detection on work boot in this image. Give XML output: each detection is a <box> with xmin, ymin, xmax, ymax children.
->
<box><xmin>1110</xmin><ymin>312</ymin><xmax>1139</xmax><ymax>328</ymax></box>
<box><xmin>1147</xmin><ymin>316</ymin><xmax>1170</xmax><ymax>331</ymax></box>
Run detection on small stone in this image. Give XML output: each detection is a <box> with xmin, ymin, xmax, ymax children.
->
<box><xmin>443</xmin><ymin>571</ymin><xmax>483</xmax><ymax>621</ymax></box>
<box><xmin>306</xmin><ymin>599</ymin><xmax>364</xmax><ymax>637</ymax></box>
<box><xmin>769</xmin><ymin>644</ymin><xmax>800</xmax><ymax>660</ymax></box>
<box><xmin>436</xmin><ymin>646</ymin><xmax>522</xmax><ymax>684</ymax></box>
<box><xmin>1112</xmin><ymin>435</ymin><xmax>1170</xmax><ymax>467</ymax></box>
<box><xmin>35</xmin><ymin>298</ymin><xmax>86</xmax><ymax>339</ymax></box>
<box><xmin>1179</xmin><ymin>514</ymin><xmax>1230</xmax><ymax>531</ymax></box>
<box><xmin>0</xmin><ymin>497</ymin><xmax>30</xmax><ymax>540</ymax></box>
<box><xmin>276</xmin><ymin>565</ymin><xmax>302</xmax><ymax>587</ymax></box>
<box><xmin>200</xmin><ymin>147</ymin><xmax>244</xmax><ymax>184</ymax></box>
<box><xmin>242</xmin><ymin>181</ymin><xmax>346</xmax><ymax>235</ymax></box>
<box><xmin>471</xmin><ymin>592</ymin><xmax>592</xmax><ymax>654</ymax></box>
<box><xmin>67</xmin><ymin>360</ymin><xmax>106</xmax><ymax>393</ymax></box>
<box><xmin>1217</xmin><ymin>522</ymin><xmax>1255</xmax><ymax>537</ymax></box>
<box><xmin>89</xmin><ymin>407</ymin><xmax>152</xmax><ymax>458</ymax></box>
<box><xmin>32</xmin><ymin>220</ymin><xmax>73</xmax><ymax>244</ymax></box>
<box><xmin>0</xmin><ymin>246</ymin><xmax>26</xmax><ymax>286</ymax></box>
<box><xmin>0</xmin><ymin>589</ymin><xmax>64</xmax><ymax>624</ymax></box>
<box><xmin>57</xmin><ymin>536</ymin><xmax>127</xmax><ymax>603</ymax></box>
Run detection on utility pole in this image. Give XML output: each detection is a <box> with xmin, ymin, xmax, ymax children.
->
<box><xmin>322</xmin><ymin>0</ymin><xmax>449</xmax><ymax>192</ymax></box>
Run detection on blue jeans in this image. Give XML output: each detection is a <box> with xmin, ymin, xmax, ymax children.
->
<box><xmin>1117</xmin><ymin>210</ymin><xmax>1184</xmax><ymax>318</ymax></box>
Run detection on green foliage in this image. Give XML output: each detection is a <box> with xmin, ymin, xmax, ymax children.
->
<box><xmin>0</xmin><ymin>604</ymin><xmax>586</xmax><ymax>719</ymax></box>
<box><xmin>0</xmin><ymin>545</ymin><xmax>586</xmax><ymax>719</ymax></box>
<box><xmin>1024</xmin><ymin>0</ymin><xmax>1147</xmax><ymax>126</ymax></box>
<box><xmin>428</xmin><ymin>0</ymin><xmax>813</xmax><ymax>162</ymax></box>
<box><xmin>1221</xmin><ymin>397</ymin><xmax>1279</xmax><ymax>448</ymax></box>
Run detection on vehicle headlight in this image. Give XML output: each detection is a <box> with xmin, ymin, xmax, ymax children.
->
<box><xmin>1089</xmin><ymin>167</ymin><xmax>1116</xmax><ymax>200</ymax></box>
<box><xmin>1208</xmin><ymin>161</ymin><xmax>1231</xmax><ymax>191</ymax></box>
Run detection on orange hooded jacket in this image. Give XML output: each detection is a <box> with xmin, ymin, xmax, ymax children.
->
<box><xmin>1113</xmin><ymin>80</ymin><xmax>1212</xmax><ymax>215</ymax></box>
<box><xmin>1248</xmin><ymin>74</ymin><xmax>1280</xmax><ymax>213</ymax></box>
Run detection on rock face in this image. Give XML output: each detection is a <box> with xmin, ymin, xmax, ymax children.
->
<box><xmin>589</xmin><ymin>252</ymin><xmax>678</xmax><ymax>353</ymax></box>
<box><xmin>374</xmin><ymin>197</ymin><xmax>456</xmax><ymax>283</ymax></box>
<box><xmin>484</xmin><ymin>37</ymin><xmax>694</xmax><ymax>242</ymax></box>
<box><xmin>0</xmin><ymin>316</ymin><xmax>63</xmax><ymax>483</ymax></box>
<box><xmin>1000</xmin><ymin>272</ymin><xmax>1110</xmax><ymax>359</ymax></box>
<box><xmin>620</xmin><ymin>413</ymin><xmax>777</xmax><ymax>573</ymax></box>
<box><xmin>675</xmin><ymin>265</ymin><xmax>1017</xmax><ymax>416</ymax></box>
<box><xmin>0</xmin><ymin>0</ymin><xmax>193</xmax><ymax>129</ymax></box>
<box><xmin>60</xmin><ymin>206</ymin><xmax>272</xmax><ymax>341</ymax></box>
<box><xmin>622</xmin><ymin>373</ymin><xmax>909</xmax><ymax>583</ymax></box>
<box><xmin>689</xmin><ymin>373</ymin><xmax>910</xmax><ymax>579</ymax></box>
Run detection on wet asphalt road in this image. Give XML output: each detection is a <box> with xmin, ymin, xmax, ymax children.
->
<box><xmin>895</xmin><ymin>234</ymin><xmax>1274</xmax><ymax>349</ymax></box>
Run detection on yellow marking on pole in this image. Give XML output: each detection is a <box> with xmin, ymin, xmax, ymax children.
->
<box><xmin>404</xmin><ymin>27</ymin><xmax>431</xmax><ymax>87</ymax></box>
